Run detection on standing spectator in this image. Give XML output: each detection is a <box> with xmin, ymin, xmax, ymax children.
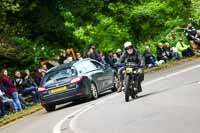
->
<box><xmin>113</xmin><ymin>49</ymin><xmax>122</xmax><ymax>64</ymax></box>
<box><xmin>34</xmin><ymin>64</ymin><xmax>47</xmax><ymax>86</ymax></box>
<box><xmin>143</xmin><ymin>46</ymin><xmax>157</xmax><ymax>68</ymax></box>
<box><xmin>88</xmin><ymin>44</ymin><xmax>101</xmax><ymax>61</ymax></box>
<box><xmin>185</xmin><ymin>23</ymin><xmax>197</xmax><ymax>41</ymax></box>
<box><xmin>22</xmin><ymin>69</ymin><xmax>39</xmax><ymax>103</ymax></box>
<box><xmin>0</xmin><ymin>69</ymin><xmax>22</xmax><ymax>112</ymax></box>
<box><xmin>105</xmin><ymin>50</ymin><xmax>115</xmax><ymax>68</ymax></box>
<box><xmin>65</xmin><ymin>49</ymin><xmax>73</xmax><ymax>59</ymax></box>
<box><xmin>99</xmin><ymin>52</ymin><xmax>106</xmax><ymax>65</ymax></box>
<box><xmin>193</xmin><ymin>30</ymin><xmax>200</xmax><ymax>48</ymax></box>
<box><xmin>156</xmin><ymin>43</ymin><xmax>168</xmax><ymax>63</ymax></box>
<box><xmin>176</xmin><ymin>38</ymin><xmax>194</xmax><ymax>57</ymax></box>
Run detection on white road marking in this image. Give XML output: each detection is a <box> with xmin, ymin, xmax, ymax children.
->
<box><xmin>53</xmin><ymin>94</ymin><xmax>120</xmax><ymax>133</ymax></box>
<box><xmin>143</xmin><ymin>64</ymin><xmax>200</xmax><ymax>86</ymax></box>
<box><xmin>53</xmin><ymin>64</ymin><xmax>200</xmax><ymax>133</ymax></box>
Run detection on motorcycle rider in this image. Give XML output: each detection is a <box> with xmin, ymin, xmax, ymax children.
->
<box><xmin>118</xmin><ymin>41</ymin><xmax>144</xmax><ymax>93</ymax></box>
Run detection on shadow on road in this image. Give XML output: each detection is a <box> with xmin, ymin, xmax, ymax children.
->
<box><xmin>54</xmin><ymin>90</ymin><xmax>113</xmax><ymax>111</ymax></box>
<box><xmin>127</xmin><ymin>88</ymin><xmax>171</xmax><ymax>102</ymax></box>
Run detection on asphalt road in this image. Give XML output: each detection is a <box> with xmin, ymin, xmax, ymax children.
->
<box><xmin>1</xmin><ymin>58</ymin><xmax>200</xmax><ymax>133</ymax></box>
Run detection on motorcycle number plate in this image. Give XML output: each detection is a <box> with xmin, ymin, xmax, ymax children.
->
<box><xmin>125</xmin><ymin>67</ymin><xmax>133</xmax><ymax>73</ymax></box>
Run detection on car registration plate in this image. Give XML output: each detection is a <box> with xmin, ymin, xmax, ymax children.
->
<box><xmin>51</xmin><ymin>86</ymin><xmax>67</xmax><ymax>93</ymax></box>
<box><xmin>125</xmin><ymin>67</ymin><xmax>133</xmax><ymax>73</ymax></box>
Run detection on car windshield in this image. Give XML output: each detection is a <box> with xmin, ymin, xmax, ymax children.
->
<box><xmin>42</xmin><ymin>68</ymin><xmax>76</xmax><ymax>85</ymax></box>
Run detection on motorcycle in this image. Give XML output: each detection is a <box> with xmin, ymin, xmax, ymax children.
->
<box><xmin>124</xmin><ymin>62</ymin><xmax>139</xmax><ymax>102</ymax></box>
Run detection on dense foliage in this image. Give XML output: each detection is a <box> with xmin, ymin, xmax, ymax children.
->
<box><xmin>0</xmin><ymin>0</ymin><xmax>198</xmax><ymax>70</ymax></box>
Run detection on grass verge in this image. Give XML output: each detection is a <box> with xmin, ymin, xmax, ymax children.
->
<box><xmin>0</xmin><ymin>104</ymin><xmax>42</xmax><ymax>127</ymax></box>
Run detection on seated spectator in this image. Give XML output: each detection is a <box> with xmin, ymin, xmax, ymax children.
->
<box><xmin>14</xmin><ymin>71</ymin><xmax>27</xmax><ymax>108</ymax></box>
<box><xmin>156</xmin><ymin>43</ymin><xmax>168</xmax><ymax>63</ymax></box>
<box><xmin>76</xmin><ymin>53</ymin><xmax>83</xmax><ymax>61</ymax></box>
<box><xmin>170</xmin><ymin>46</ymin><xmax>180</xmax><ymax>60</ymax></box>
<box><xmin>0</xmin><ymin>83</ymin><xmax>15</xmax><ymax>116</ymax></box>
<box><xmin>164</xmin><ymin>42</ymin><xmax>180</xmax><ymax>60</ymax></box>
<box><xmin>143</xmin><ymin>46</ymin><xmax>157</xmax><ymax>68</ymax></box>
<box><xmin>0</xmin><ymin>69</ymin><xmax>22</xmax><ymax>112</ymax></box>
<box><xmin>176</xmin><ymin>38</ymin><xmax>194</xmax><ymax>57</ymax></box>
<box><xmin>22</xmin><ymin>69</ymin><xmax>39</xmax><ymax>103</ymax></box>
<box><xmin>88</xmin><ymin>44</ymin><xmax>101</xmax><ymax>61</ymax></box>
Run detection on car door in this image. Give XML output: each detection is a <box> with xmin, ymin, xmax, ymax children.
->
<box><xmin>90</xmin><ymin>61</ymin><xmax>114</xmax><ymax>91</ymax></box>
<box><xmin>75</xmin><ymin>61</ymin><xmax>105</xmax><ymax>91</ymax></box>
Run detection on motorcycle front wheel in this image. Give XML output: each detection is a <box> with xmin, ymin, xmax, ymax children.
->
<box><xmin>125</xmin><ymin>75</ymin><xmax>130</xmax><ymax>102</ymax></box>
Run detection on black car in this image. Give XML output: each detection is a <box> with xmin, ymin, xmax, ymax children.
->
<box><xmin>38</xmin><ymin>58</ymin><xmax>117</xmax><ymax>112</ymax></box>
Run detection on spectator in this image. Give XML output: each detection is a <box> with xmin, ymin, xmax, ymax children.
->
<box><xmin>99</xmin><ymin>52</ymin><xmax>106</xmax><ymax>65</ymax></box>
<box><xmin>163</xmin><ymin>42</ymin><xmax>180</xmax><ymax>60</ymax></box>
<box><xmin>34</xmin><ymin>64</ymin><xmax>47</xmax><ymax>86</ymax></box>
<box><xmin>0</xmin><ymin>69</ymin><xmax>22</xmax><ymax>112</ymax></box>
<box><xmin>113</xmin><ymin>49</ymin><xmax>122</xmax><ymax>64</ymax></box>
<box><xmin>143</xmin><ymin>46</ymin><xmax>157</xmax><ymax>68</ymax></box>
<box><xmin>65</xmin><ymin>49</ymin><xmax>73</xmax><ymax>59</ymax></box>
<box><xmin>185</xmin><ymin>23</ymin><xmax>197</xmax><ymax>41</ymax></box>
<box><xmin>58</xmin><ymin>50</ymin><xmax>66</xmax><ymax>64</ymax></box>
<box><xmin>156</xmin><ymin>43</ymin><xmax>168</xmax><ymax>63</ymax></box>
<box><xmin>22</xmin><ymin>69</ymin><xmax>39</xmax><ymax>103</ymax></box>
<box><xmin>76</xmin><ymin>53</ymin><xmax>83</xmax><ymax>61</ymax></box>
<box><xmin>176</xmin><ymin>38</ymin><xmax>194</xmax><ymax>57</ymax></box>
<box><xmin>13</xmin><ymin>71</ymin><xmax>27</xmax><ymax>108</ymax></box>
<box><xmin>193</xmin><ymin>30</ymin><xmax>200</xmax><ymax>48</ymax></box>
<box><xmin>163</xmin><ymin>42</ymin><xmax>173</xmax><ymax>59</ymax></box>
<box><xmin>105</xmin><ymin>50</ymin><xmax>115</xmax><ymax>68</ymax></box>
<box><xmin>0</xmin><ymin>82</ymin><xmax>15</xmax><ymax>116</ymax></box>
<box><xmin>88</xmin><ymin>44</ymin><xmax>101</xmax><ymax>61</ymax></box>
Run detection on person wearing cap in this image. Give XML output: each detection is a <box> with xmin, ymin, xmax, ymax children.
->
<box><xmin>176</xmin><ymin>38</ymin><xmax>194</xmax><ymax>57</ymax></box>
<box><xmin>88</xmin><ymin>44</ymin><xmax>101</xmax><ymax>61</ymax></box>
<box><xmin>143</xmin><ymin>45</ymin><xmax>157</xmax><ymax>68</ymax></box>
<box><xmin>113</xmin><ymin>49</ymin><xmax>122</xmax><ymax>64</ymax></box>
<box><xmin>118</xmin><ymin>41</ymin><xmax>144</xmax><ymax>93</ymax></box>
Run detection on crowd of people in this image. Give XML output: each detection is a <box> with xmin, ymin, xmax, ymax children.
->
<box><xmin>0</xmin><ymin>23</ymin><xmax>199</xmax><ymax>117</ymax></box>
<box><xmin>0</xmin><ymin>68</ymin><xmax>46</xmax><ymax>117</ymax></box>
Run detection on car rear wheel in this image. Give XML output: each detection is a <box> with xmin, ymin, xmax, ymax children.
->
<box><xmin>90</xmin><ymin>83</ymin><xmax>98</xmax><ymax>100</ymax></box>
<box><xmin>44</xmin><ymin>105</ymin><xmax>56</xmax><ymax>112</ymax></box>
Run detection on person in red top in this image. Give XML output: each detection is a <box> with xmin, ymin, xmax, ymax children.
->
<box><xmin>0</xmin><ymin>69</ymin><xmax>22</xmax><ymax>111</ymax></box>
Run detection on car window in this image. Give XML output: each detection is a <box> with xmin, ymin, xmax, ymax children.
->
<box><xmin>42</xmin><ymin>68</ymin><xmax>76</xmax><ymax>85</ymax></box>
<box><xmin>90</xmin><ymin>61</ymin><xmax>104</xmax><ymax>69</ymax></box>
<box><xmin>75</xmin><ymin>61</ymin><xmax>97</xmax><ymax>74</ymax></box>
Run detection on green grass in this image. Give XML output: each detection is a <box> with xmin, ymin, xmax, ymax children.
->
<box><xmin>0</xmin><ymin>104</ymin><xmax>42</xmax><ymax>127</ymax></box>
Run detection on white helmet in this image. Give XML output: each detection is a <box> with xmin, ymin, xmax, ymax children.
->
<box><xmin>124</xmin><ymin>41</ymin><xmax>132</xmax><ymax>48</ymax></box>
